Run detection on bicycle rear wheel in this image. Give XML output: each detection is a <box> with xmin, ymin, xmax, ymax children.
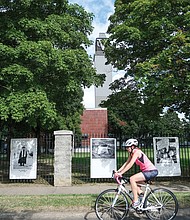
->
<box><xmin>144</xmin><ymin>188</ymin><xmax>178</xmax><ymax>220</ymax></box>
<box><xmin>95</xmin><ymin>189</ymin><xmax>129</xmax><ymax>220</ymax></box>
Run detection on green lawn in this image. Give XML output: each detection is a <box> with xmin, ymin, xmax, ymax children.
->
<box><xmin>0</xmin><ymin>192</ymin><xmax>189</xmax><ymax>212</ymax></box>
<box><xmin>0</xmin><ymin>194</ymin><xmax>97</xmax><ymax>211</ymax></box>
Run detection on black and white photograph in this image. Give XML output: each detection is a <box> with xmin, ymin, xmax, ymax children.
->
<box><xmin>90</xmin><ymin>138</ymin><xmax>116</xmax><ymax>178</ymax></box>
<box><xmin>9</xmin><ymin>138</ymin><xmax>37</xmax><ymax>179</ymax></box>
<box><xmin>153</xmin><ymin>137</ymin><xmax>181</xmax><ymax>176</ymax></box>
<box><xmin>91</xmin><ymin>138</ymin><xmax>115</xmax><ymax>159</ymax></box>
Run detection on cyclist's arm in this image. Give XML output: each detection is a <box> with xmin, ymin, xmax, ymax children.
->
<box><xmin>117</xmin><ymin>151</ymin><xmax>140</xmax><ymax>175</ymax></box>
<box><xmin>117</xmin><ymin>154</ymin><xmax>132</xmax><ymax>173</ymax></box>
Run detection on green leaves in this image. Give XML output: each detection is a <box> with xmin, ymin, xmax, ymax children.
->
<box><xmin>1</xmin><ymin>64</ymin><xmax>33</xmax><ymax>91</ymax></box>
<box><xmin>0</xmin><ymin>90</ymin><xmax>57</xmax><ymax>127</ymax></box>
<box><xmin>0</xmin><ymin>0</ymin><xmax>104</xmax><ymax>136</ymax></box>
<box><xmin>106</xmin><ymin>0</ymin><xmax>190</xmax><ymax>117</ymax></box>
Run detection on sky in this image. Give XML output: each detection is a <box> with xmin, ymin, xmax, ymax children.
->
<box><xmin>68</xmin><ymin>0</ymin><xmax>118</xmax><ymax>108</ymax></box>
<box><xmin>69</xmin><ymin>0</ymin><xmax>115</xmax><ymax>56</ymax></box>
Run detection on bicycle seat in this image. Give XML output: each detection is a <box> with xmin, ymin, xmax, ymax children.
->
<box><xmin>145</xmin><ymin>177</ymin><xmax>156</xmax><ymax>184</ymax></box>
<box><xmin>145</xmin><ymin>180</ymin><xmax>152</xmax><ymax>184</ymax></box>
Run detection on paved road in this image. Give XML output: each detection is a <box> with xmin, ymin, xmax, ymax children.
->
<box><xmin>0</xmin><ymin>209</ymin><xmax>190</xmax><ymax>220</ymax></box>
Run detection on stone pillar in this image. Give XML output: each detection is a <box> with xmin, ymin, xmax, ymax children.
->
<box><xmin>54</xmin><ymin>130</ymin><xmax>73</xmax><ymax>186</ymax></box>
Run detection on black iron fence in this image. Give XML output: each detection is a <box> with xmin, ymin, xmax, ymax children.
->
<box><xmin>0</xmin><ymin>134</ymin><xmax>54</xmax><ymax>185</ymax></box>
<box><xmin>0</xmin><ymin>133</ymin><xmax>190</xmax><ymax>185</ymax></box>
<box><xmin>72</xmin><ymin>133</ymin><xmax>190</xmax><ymax>183</ymax></box>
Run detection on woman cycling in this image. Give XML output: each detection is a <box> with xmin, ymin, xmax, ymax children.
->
<box><xmin>114</xmin><ymin>138</ymin><xmax>158</xmax><ymax>208</ymax></box>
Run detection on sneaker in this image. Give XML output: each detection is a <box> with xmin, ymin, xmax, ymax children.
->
<box><xmin>132</xmin><ymin>201</ymin><xmax>140</xmax><ymax>209</ymax></box>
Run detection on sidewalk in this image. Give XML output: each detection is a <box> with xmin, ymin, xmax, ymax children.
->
<box><xmin>0</xmin><ymin>180</ymin><xmax>190</xmax><ymax>195</ymax></box>
<box><xmin>0</xmin><ymin>183</ymin><xmax>115</xmax><ymax>195</ymax></box>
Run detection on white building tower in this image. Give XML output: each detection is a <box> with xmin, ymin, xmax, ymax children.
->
<box><xmin>94</xmin><ymin>33</ymin><xmax>112</xmax><ymax>108</ymax></box>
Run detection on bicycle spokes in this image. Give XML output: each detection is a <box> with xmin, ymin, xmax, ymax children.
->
<box><xmin>144</xmin><ymin>188</ymin><xmax>178</xmax><ymax>220</ymax></box>
<box><xmin>95</xmin><ymin>189</ymin><xmax>129</xmax><ymax>220</ymax></box>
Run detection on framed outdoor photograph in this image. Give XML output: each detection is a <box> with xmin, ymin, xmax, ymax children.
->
<box><xmin>153</xmin><ymin>137</ymin><xmax>181</xmax><ymax>176</ymax></box>
<box><xmin>9</xmin><ymin>138</ymin><xmax>37</xmax><ymax>179</ymax></box>
<box><xmin>90</xmin><ymin>138</ymin><xmax>116</xmax><ymax>178</ymax></box>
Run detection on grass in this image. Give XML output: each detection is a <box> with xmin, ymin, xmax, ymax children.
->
<box><xmin>0</xmin><ymin>194</ymin><xmax>97</xmax><ymax>212</ymax></box>
<box><xmin>175</xmin><ymin>192</ymin><xmax>190</xmax><ymax>208</ymax></box>
<box><xmin>0</xmin><ymin>192</ymin><xmax>189</xmax><ymax>212</ymax></box>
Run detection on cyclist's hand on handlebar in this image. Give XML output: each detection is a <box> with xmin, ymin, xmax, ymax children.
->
<box><xmin>112</xmin><ymin>170</ymin><xmax>123</xmax><ymax>184</ymax></box>
<box><xmin>113</xmin><ymin>171</ymin><xmax>122</xmax><ymax>179</ymax></box>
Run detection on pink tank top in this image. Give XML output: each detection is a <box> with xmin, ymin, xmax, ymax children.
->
<box><xmin>133</xmin><ymin>149</ymin><xmax>156</xmax><ymax>172</ymax></box>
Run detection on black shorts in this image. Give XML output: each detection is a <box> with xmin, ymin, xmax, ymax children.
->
<box><xmin>142</xmin><ymin>170</ymin><xmax>158</xmax><ymax>181</ymax></box>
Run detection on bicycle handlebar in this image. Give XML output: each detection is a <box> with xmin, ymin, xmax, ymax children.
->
<box><xmin>112</xmin><ymin>170</ymin><xmax>123</xmax><ymax>185</ymax></box>
<box><xmin>112</xmin><ymin>170</ymin><xmax>130</xmax><ymax>185</ymax></box>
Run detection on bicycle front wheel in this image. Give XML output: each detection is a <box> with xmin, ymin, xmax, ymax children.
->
<box><xmin>95</xmin><ymin>189</ymin><xmax>129</xmax><ymax>220</ymax></box>
<box><xmin>144</xmin><ymin>188</ymin><xmax>178</xmax><ymax>220</ymax></box>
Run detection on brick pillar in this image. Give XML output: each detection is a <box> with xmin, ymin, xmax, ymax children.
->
<box><xmin>54</xmin><ymin>130</ymin><xmax>73</xmax><ymax>186</ymax></box>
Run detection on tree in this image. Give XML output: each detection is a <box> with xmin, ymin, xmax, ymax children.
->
<box><xmin>101</xmin><ymin>78</ymin><xmax>184</xmax><ymax>137</ymax></box>
<box><xmin>100</xmin><ymin>78</ymin><xmax>149</xmax><ymax>137</ymax></box>
<box><xmin>148</xmin><ymin>109</ymin><xmax>184</xmax><ymax>136</ymax></box>
<box><xmin>105</xmin><ymin>0</ymin><xmax>190</xmax><ymax>117</ymax></box>
<box><xmin>0</xmin><ymin>0</ymin><xmax>104</xmax><ymax>138</ymax></box>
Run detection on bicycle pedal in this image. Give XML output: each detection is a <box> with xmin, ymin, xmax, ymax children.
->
<box><xmin>136</xmin><ymin>209</ymin><xmax>143</xmax><ymax>214</ymax></box>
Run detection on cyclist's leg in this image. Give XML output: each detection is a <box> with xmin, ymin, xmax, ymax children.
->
<box><xmin>130</xmin><ymin>172</ymin><xmax>146</xmax><ymax>203</ymax></box>
<box><xmin>136</xmin><ymin>181</ymin><xmax>146</xmax><ymax>195</ymax></box>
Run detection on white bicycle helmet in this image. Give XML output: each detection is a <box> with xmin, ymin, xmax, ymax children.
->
<box><xmin>125</xmin><ymin>138</ymin><xmax>138</xmax><ymax>147</ymax></box>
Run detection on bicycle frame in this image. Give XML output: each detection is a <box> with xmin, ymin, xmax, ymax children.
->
<box><xmin>137</xmin><ymin>183</ymin><xmax>163</xmax><ymax>211</ymax></box>
<box><xmin>115</xmin><ymin>179</ymin><xmax>163</xmax><ymax>211</ymax></box>
<box><xmin>95</xmin><ymin>173</ymin><xmax>178</xmax><ymax>220</ymax></box>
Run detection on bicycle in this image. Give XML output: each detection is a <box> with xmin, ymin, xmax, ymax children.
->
<box><xmin>95</xmin><ymin>171</ymin><xmax>178</xmax><ymax>220</ymax></box>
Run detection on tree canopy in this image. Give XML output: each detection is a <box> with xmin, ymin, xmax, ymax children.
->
<box><xmin>100</xmin><ymin>77</ymin><xmax>184</xmax><ymax>137</ymax></box>
<box><xmin>0</xmin><ymin>0</ymin><xmax>104</xmax><ymax>137</ymax></box>
<box><xmin>105</xmin><ymin>0</ymin><xmax>190</xmax><ymax>118</ymax></box>
<box><xmin>100</xmin><ymin>78</ymin><xmax>143</xmax><ymax>135</ymax></box>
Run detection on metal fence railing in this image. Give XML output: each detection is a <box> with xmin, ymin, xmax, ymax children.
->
<box><xmin>72</xmin><ymin>133</ymin><xmax>190</xmax><ymax>183</ymax></box>
<box><xmin>1</xmin><ymin>133</ymin><xmax>189</xmax><ymax>185</ymax></box>
<box><xmin>0</xmin><ymin>134</ymin><xmax>54</xmax><ymax>185</ymax></box>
